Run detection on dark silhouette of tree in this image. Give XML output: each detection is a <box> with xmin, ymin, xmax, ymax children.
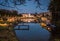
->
<box><xmin>48</xmin><ymin>0</ymin><xmax>60</xmax><ymax>33</ymax></box>
<box><xmin>0</xmin><ymin>0</ymin><xmax>42</xmax><ymax>10</ymax></box>
<box><xmin>0</xmin><ymin>9</ymin><xmax>18</xmax><ymax>16</ymax></box>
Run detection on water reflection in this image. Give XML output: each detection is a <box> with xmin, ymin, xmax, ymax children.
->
<box><xmin>14</xmin><ymin>23</ymin><xmax>51</xmax><ymax>41</ymax></box>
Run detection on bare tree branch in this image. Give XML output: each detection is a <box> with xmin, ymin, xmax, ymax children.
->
<box><xmin>0</xmin><ymin>4</ymin><xmax>14</xmax><ymax>8</ymax></box>
<box><xmin>0</xmin><ymin>0</ymin><xmax>43</xmax><ymax>10</ymax></box>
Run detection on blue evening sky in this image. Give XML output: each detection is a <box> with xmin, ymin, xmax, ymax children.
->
<box><xmin>0</xmin><ymin>0</ymin><xmax>50</xmax><ymax>13</ymax></box>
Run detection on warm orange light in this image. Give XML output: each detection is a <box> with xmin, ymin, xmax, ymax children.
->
<box><xmin>40</xmin><ymin>22</ymin><xmax>47</xmax><ymax>27</ymax></box>
<box><xmin>0</xmin><ymin>23</ymin><xmax>8</xmax><ymax>27</ymax></box>
<box><xmin>0</xmin><ymin>19</ymin><xmax>3</xmax><ymax>22</ymax></box>
<box><xmin>7</xmin><ymin>18</ymin><xmax>15</xmax><ymax>22</ymax></box>
<box><xmin>22</xmin><ymin>14</ymin><xmax>34</xmax><ymax>17</ymax></box>
<box><xmin>21</xmin><ymin>19</ymin><xmax>35</xmax><ymax>22</ymax></box>
<box><xmin>47</xmin><ymin>27</ymin><xmax>51</xmax><ymax>31</ymax></box>
<box><xmin>41</xmin><ymin>17</ymin><xmax>47</xmax><ymax>21</ymax></box>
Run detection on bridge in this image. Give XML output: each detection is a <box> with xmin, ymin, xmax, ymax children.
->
<box><xmin>0</xmin><ymin>14</ymin><xmax>53</xmax><ymax>32</ymax></box>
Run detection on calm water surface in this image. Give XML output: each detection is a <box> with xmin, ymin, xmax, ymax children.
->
<box><xmin>14</xmin><ymin>23</ymin><xmax>51</xmax><ymax>41</ymax></box>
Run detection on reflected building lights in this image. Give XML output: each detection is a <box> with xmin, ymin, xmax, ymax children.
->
<box><xmin>21</xmin><ymin>14</ymin><xmax>35</xmax><ymax>22</ymax></box>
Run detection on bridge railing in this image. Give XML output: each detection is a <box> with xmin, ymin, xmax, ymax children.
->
<box><xmin>14</xmin><ymin>24</ymin><xmax>29</xmax><ymax>30</ymax></box>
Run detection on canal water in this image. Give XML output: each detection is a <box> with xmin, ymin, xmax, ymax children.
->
<box><xmin>14</xmin><ymin>23</ymin><xmax>51</xmax><ymax>41</ymax></box>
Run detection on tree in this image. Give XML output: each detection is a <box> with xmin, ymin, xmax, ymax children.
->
<box><xmin>0</xmin><ymin>0</ymin><xmax>42</xmax><ymax>10</ymax></box>
<box><xmin>48</xmin><ymin>0</ymin><xmax>60</xmax><ymax>33</ymax></box>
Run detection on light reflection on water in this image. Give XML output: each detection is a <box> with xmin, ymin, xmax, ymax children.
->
<box><xmin>14</xmin><ymin>23</ymin><xmax>51</xmax><ymax>41</ymax></box>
